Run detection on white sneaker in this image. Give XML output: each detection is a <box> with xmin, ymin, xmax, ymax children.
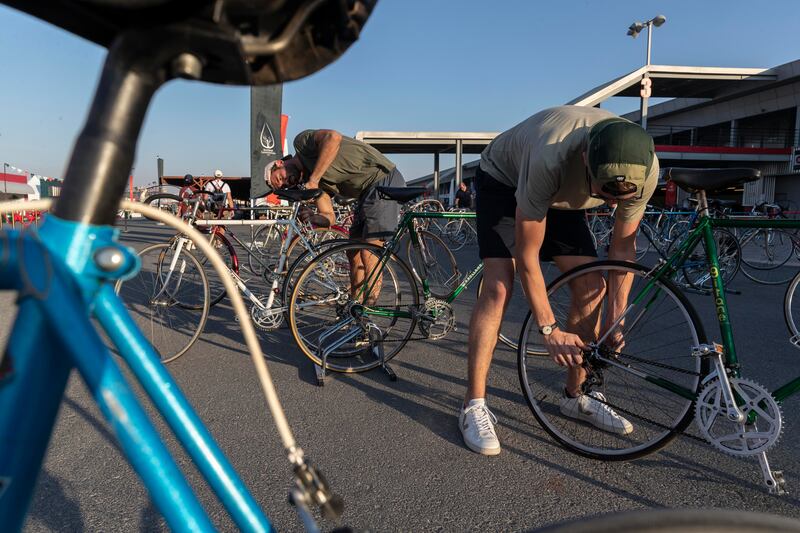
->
<box><xmin>459</xmin><ymin>399</ymin><xmax>501</xmax><ymax>456</ymax></box>
<box><xmin>559</xmin><ymin>390</ymin><xmax>633</xmax><ymax>435</ymax></box>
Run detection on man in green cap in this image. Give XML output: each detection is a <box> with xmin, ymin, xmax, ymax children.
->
<box><xmin>458</xmin><ymin>105</ymin><xmax>658</xmax><ymax>456</ymax></box>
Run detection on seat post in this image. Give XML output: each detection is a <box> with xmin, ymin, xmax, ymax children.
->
<box><xmin>53</xmin><ymin>31</ymin><xmax>196</xmax><ymax>226</ymax></box>
<box><xmin>696</xmin><ymin>190</ymin><xmax>710</xmax><ymax>218</ymax></box>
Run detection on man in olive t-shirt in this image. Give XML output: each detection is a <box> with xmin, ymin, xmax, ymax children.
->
<box><xmin>458</xmin><ymin>106</ymin><xmax>659</xmax><ymax>456</ymax></box>
<box><xmin>264</xmin><ymin>128</ymin><xmax>406</xmax><ymax>302</ymax></box>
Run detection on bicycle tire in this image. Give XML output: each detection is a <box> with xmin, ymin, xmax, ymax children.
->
<box><xmin>143</xmin><ymin>193</ymin><xmax>182</xmax><ymax>220</ymax></box>
<box><xmin>197</xmin><ymin>231</ymin><xmax>237</xmax><ymax>307</ymax></box>
<box><xmin>443</xmin><ymin>218</ymin><xmax>468</xmax><ymax>251</ymax></box>
<box><xmin>285</xmin><ymin>226</ymin><xmax>350</xmax><ymax>279</ymax></box>
<box><xmin>289</xmin><ymin>242</ymin><xmax>419</xmax><ymax>373</ymax></box>
<box><xmin>115</xmin><ymin>243</ymin><xmax>210</xmax><ymax>363</ymax></box>
<box><xmin>739</xmin><ymin>229</ymin><xmax>797</xmax><ymax>285</ymax></box>
<box><xmin>281</xmin><ymin>238</ymin><xmax>351</xmax><ymax>298</ymax></box>
<box><xmin>406</xmin><ymin>229</ymin><xmax>458</xmax><ymax>298</ymax></box>
<box><xmin>518</xmin><ymin>260</ymin><xmax>707</xmax><ymax>461</ymax></box>
<box><xmin>247</xmin><ymin>224</ymin><xmax>285</xmax><ymax>277</ymax></box>
<box><xmin>783</xmin><ymin>270</ymin><xmax>800</xmax><ymax>341</ymax></box>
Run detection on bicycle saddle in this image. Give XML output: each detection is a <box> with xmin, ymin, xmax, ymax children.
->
<box><xmin>664</xmin><ymin>168</ymin><xmax>761</xmax><ymax>193</ymax></box>
<box><xmin>274</xmin><ymin>188</ymin><xmax>323</xmax><ymax>202</ymax></box>
<box><xmin>4</xmin><ymin>0</ymin><xmax>377</xmax><ymax>85</ymax></box>
<box><xmin>376</xmin><ymin>187</ymin><xmax>427</xmax><ymax>203</ymax></box>
<box><xmin>333</xmin><ymin>195</ymin><xmax>358</xmax><ymax>206</ymax></box>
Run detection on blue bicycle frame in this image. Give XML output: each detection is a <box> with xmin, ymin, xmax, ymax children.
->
<box><xmin>0</xmin><ymin>216</ymin><xmax>276</xmax><ymax>532</ymax></box>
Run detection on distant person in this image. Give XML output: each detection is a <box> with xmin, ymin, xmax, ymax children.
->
<box><xmin>205</xmin><ymin>169</ymin><xmax>234</xmax><ymax>216</ymax></box>
<box><xmin>454</xmin><ymin>181</ymin><xmax>473</xmax><ymax>209</ymax></box>
<box><xmin>265</xmin><ymin>129</ymin><xmax>406</xmax><ymax>300</ymax></box>
<box><xmin>459</xmin><ymin>105</ymin><xmax>659</xmax><ymax>456</ymax></box>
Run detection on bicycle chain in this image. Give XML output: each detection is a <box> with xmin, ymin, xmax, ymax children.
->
<box><xmin>601</xmin><ymin>348</ymin><xmax>703</xmax><ymax>377</ymax></box>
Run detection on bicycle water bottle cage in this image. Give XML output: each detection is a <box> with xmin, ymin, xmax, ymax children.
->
<box><xmin>376</xmin><ymin>187</ymin><xmax>427</xmax><ymax>203</ymax></box>
<box><xmin>5</xmin><ymin>0</ymin><xmax>377</xmax><ymax>86</ymax></box>
<box><xmin>274</xmin><ymin>189</ymin><xmax>323</xmax><ymax>203</ymax></box>
<box><xmin>664</xmin><ymin>168</ymin><xmax>760</xmax><ymax>194</ymax></box>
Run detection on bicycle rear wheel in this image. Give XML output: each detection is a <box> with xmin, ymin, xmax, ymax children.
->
<box><xmin>115</xmin><ymin>243</ymin><xmax>209</xmax><ymax>363</ymax></box>
<box><xmin>289</xmin><ymin>242</ymin><xmax>418</xmax><ymax>372</ymax></box>
<box><xmin>406</xmin><ymin>229</ymin><xmax>458</xmax><ymax>298</ymax></box>
<box><xmin>143</xmin><ymin>193</ymin><xmax>182</xmax><ymax>220</ymax></box>
<box><xmin>518</xmin><ymin>260</ymin><xmax>706</xmax><ymax>461</ymax></box>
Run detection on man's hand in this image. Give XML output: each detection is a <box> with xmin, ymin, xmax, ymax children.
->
<box><xmin>543</xmin><ymin>328</ymin><xmax>586</xmax><ymax>367</ymax></box>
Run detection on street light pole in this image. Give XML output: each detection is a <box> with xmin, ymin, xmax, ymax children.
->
<box><xmin>628</xmin><ymin>15</ymin><xmax>666</xmax><ymax>130</ymax></box>
<box><xmin>3</xmin><ymin>162</ymin><xmax>8</xmax><ymax>195</ymax></box>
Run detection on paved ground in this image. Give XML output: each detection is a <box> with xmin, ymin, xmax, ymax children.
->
<box><xmin>8</xmin><ymin>220</ymin><xmax>800</xmax><ymax>531</ymax></box>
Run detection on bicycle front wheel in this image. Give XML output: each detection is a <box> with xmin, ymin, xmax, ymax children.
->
<box><xmin>289</xmin><ymin>242</ymin><xmax>419</xmax><ymax>373</ymax></box>
<box><xmin>115</xmin><ymin>243</ymin><xmax>210</xmax><ymax>363</ymax></box>
<box><xmin>518</xmin><ymin>260</ymin><xmax>706</xmax><ymax>461</ymax></box>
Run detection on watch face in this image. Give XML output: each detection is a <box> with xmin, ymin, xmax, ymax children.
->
<box><xmin>541</xmin><ymin>325</ymin><xmax>553</xmax><ymax>335</ymax></box>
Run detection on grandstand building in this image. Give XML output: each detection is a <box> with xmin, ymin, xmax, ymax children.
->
<box><xmin>362</xmin><ymin>59</ymin><xmax>800</xmax><ymax>210</ymax></box>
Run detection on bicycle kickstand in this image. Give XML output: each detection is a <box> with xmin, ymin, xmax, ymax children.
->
<box><xmin>758</xmin><ymin>451</ymin><xmax>787</xmax><ymax>495</ymax></box>
<box><xmin>367</xmin><ymin>323</ymin><xmax>396</xmax><ymax>381</ymax></box>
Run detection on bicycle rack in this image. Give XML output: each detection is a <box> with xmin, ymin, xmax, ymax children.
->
<box><xmin>313</xmin><ymin>319</ymin><xmax>397</xmax><ymax>385</ymax></box>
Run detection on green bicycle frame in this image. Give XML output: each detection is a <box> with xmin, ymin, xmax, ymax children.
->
<box><xmin>619</xmin><ymin>213</ymin><xmax>800</xmax><ymax>404</ymax></box>
<box><xmin>355</xmin><ymin>210</ymin><xmax>480</xmax><ymax>319</ymax></box>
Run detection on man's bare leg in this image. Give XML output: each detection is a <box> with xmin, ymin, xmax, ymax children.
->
<box><xmin>552</xmin><ymin>256</ymin><xmax>603</xmax><ymax>395</ymax></box>
<box><xmin>348</xmin><ymin>238</ymin><xmax>383</xmax><ymax>305</ymax></box>
<box><xmin>465</xmin><ymin>258</ymin><xmax>515</xmax><ymax>402</ymax></box>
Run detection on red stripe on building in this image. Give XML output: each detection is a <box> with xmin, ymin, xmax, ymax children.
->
<box><xmin>0</xmin><ymin>173</ymin><xmax>27</xmax><ymax>184</ymax></box>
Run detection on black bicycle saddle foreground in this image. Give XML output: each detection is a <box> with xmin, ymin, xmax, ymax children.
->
<box><xmin>4</xmin><ymin>0</ymin><xmax>377</xmax><ymax>85</ymax></box>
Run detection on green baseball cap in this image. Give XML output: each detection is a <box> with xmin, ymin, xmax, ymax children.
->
<box><xmin>587</xmin><ymin>118</ymin><xmax>654</xmax><ymax>196</ymax></box>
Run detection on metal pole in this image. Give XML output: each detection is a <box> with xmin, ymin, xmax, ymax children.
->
<box><xmin>433</xmin><ymin>152</ymin><xmax>440</xmax><ymax>201</ymax></box>
<box><xmin>639</xmin><ymin>23</ymin><xmax>653</xmax><ymax>130</ymax></box>
<box><xmin>454</xmin><ymin>139</ymin><xmax>463</xmax><ymax>207</ymax></box>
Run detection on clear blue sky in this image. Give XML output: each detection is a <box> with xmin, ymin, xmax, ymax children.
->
<box><xmin>1</xmin><ymin>1</ymin><xmax>798</xmax><ymax>186</ymax></box>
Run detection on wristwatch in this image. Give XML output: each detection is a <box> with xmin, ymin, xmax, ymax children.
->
<box><xmin>538</xmin><ymin>323</ymin><xmax>557</xmax><ymax>336</ymax></box>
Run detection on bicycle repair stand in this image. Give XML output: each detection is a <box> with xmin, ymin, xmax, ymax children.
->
<box><xmin>314</xmin><ymin>323</ymin><xmax>396</xmax><ymax>386</ymax></box>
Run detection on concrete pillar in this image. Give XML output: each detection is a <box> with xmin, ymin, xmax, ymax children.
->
<box><xmin>729</xmin><ymin>119</ymin><xmax>738</xmax><ymax>147</ymax></box>
<box><xmin>433</xmin><ymin>152</ymin><xmax>440</xmax><ymax>200</ymax></box>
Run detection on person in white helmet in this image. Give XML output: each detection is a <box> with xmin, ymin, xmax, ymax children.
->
<box><xmin>204</xmin><ymin>169</ymin><xmax>234</xmax><ymax>214</ymax></box>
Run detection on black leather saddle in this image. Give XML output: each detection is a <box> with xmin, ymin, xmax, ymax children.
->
<box><xmin>665</xmin><ymin>168</ymin><xmax>761</xmax><ymax>193</ymax></box>
<box><xmin>334</xmin><ymin>195</ymin><xmax>358</xmax><ymax>207</ymax></box>
<box><xmin>376</xmin><ymin>187</ymin><xmax>427</xmax><ymax>203</ymax></box>
<box><xmin>274</xmin><ymin>188</ymin><xmax>323</xmax><ymax>203</ymax></box>
<box><xmin>6</xmin><ymin>0</ymin><xmax>377</xmax><ymax>86</ymax></box>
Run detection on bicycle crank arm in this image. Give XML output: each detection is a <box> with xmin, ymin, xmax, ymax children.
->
<box><xmin>758</xmin><ymin>452</ymin><xmax>787</xmax><ymax>495</ymax></box>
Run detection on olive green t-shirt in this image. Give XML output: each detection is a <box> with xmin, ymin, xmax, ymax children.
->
<box><xmin>293</xmin><ymin>130</ymin><xmax>396</xmax><ymax>199</ymax></box>
<box><xmin>479</xmin><ymin>106</ymin><xmax>659</xmax><ymax>222</ymax></box>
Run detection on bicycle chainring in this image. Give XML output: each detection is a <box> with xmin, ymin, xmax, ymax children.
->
<box><xmin>695</xmin><ymin>377</ymin><xmax>782</xmax><ymax>457</ymax></box>
<box><xmin>417</xmin><ymin>298</ymin><xmax>455</xmax><ymax>340</ymax></box>
<box><xmin>250</xmin><ymin>296</ymin><xmax>284</xmax><ymax>331</ymax></box>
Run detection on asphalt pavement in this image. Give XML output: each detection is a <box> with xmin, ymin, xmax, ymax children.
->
<box><xmin>14</xmin><ymin>220</ymin><xmax>800</xmax><ymax>532</ymax></box>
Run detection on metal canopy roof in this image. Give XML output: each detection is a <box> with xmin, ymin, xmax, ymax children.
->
<box><xmin>568</xmin><ymin>64</ymin><xmax>776</xmax><ymax>108</ymax></box>
<box><xmin>0</xmin><ymin>182</ymin><xmax>35</xmax><ymax>195</ymax></box>
<box><xmin>354</xmin><ymin>131</ymin><xmax>497</xmax><ymax>154</ymax></box>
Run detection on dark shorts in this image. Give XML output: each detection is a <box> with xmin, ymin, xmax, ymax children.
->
<box><xmin>475</xmin><ymin>166</ymin><xmax>597</xmax><ymax>261</ymax></box>
<box><xmin>349</xmin><ymin>167</ymin><xmax>405</xmax><ymax>240</ymax></box>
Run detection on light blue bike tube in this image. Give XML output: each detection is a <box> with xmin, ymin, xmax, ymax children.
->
<box><xmin>95</xmin><ymin>285</ymin><xmax>275</xmax><ymax>533</ymax></box>
<box><xmin>0</xmin><ymin>300</ymin><xmax>72</xmax><ymax>531</ymax></box>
